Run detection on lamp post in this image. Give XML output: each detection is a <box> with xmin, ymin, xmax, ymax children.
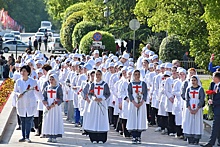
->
<box><xmin>103</xmin><ymin>0</ymin><xmax>110</xmax><ymax>27</ymax></box>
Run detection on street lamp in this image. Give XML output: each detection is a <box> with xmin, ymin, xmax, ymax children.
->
<box><xmin>103</xmin><ymin>0</ymin><xmax>110</xmax><ymax>27</ymax></box>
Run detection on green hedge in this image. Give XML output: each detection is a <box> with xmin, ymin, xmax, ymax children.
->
<box><xmin>159</xmin><ymin>35</ymin><xmax>188</xmax><ymax>62</ymax></box>
<box><xmin>72</xmin><ymin>21</ymin><xmax>101</xmax><ymax>47</ymax></box>
<box><xmin>60</xmin><ymin>11</ymin><xmax>84</xmax><ymax>51</ymax></box>
<box><xmin>79</xmin><ymin>30</ymin><xmax>115</xmax><ymax>54</ymax></box>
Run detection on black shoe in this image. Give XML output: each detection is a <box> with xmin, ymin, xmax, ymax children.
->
<box><xmin>200</xmin><ymin>143</ymin><xmax>213</xmax><ymax>147</ymax></box>
<box><xmin>16</xmin><ymin>127</ymin><xmax>21</xmax><ymax>130</ymax></box>
<box><xmin>217</xmin><ymin>143</ymin><xmax>220</xmax><ymax>146</ymax></box>
<box><xmin>18</xmin><ymin>138</ymin><xmax>25</xmax><ymax>142</ymax></box>
<box><xmin>132</xmin><ymin>138</ymin><xmax>137</xmax><ymax>144</ymax></box>
<box><xmin>31</xmin><ymin>128</ymin><xmax>35</xmax><ymax>132</ymax></box>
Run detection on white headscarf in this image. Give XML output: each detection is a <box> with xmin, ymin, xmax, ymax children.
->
<box><xmin>188</xmin><ymin>75</ymin><xmax>202</xmax><ymax>88</ymax></box>
<box><xmin>131</xmin><ymin>69</ymin><xmax>140</xmax><ymax>82</ymax></box>
<box><xmin>49</xmin><ymin>74</ymin><xmax>59</xmax><ymax>86</ymax></box>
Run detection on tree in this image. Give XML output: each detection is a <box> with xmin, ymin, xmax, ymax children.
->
<box><xmin>159</xmin><ymin>35</ymin><xmax>188</xmax><ymax>62</ymax></box>
<box><xmin>5</xmin><ymin>0</ymin><xmax>49</xmax><ymax>32</ymax></box>
<box><xmin>134</xmin><ymin>0</ymin><xmax>209</xmax><ymax>69</ymax></box>
<box><xmin>72</xmin><ymin>21</ymin><xmax>101</xmax><ymax>47</ymax></box>
<box><xmin>79</xmin><ymin>30</ymin><xmax>115</xmax><ymax>54</ymax></box>
<box><xmin>60</xmin><ymin>11</ymin><xmax>84</xmax><ymax>51</ymax></box>
<box><xmin>62</xmin><ymin>2</ymin><xmax>86</xmax><ymax>21</ymax></box>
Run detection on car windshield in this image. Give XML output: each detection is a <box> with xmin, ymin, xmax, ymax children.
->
<box><xmin>4</xmin><ymin>34</ymin><xmax>14</xmax><ymax>37</ymax></box>
<box><xmin>14</xmin><ymin>32</ymin><xmax>20</xmax><ymax>35</ymax></box>
<box><xmin>42</xmin><ymin>23</ymin><xmax>50</xmax><ymax>26</ymax></box>
<box><xmin>36</xmin><ymin>33</ymin><xmax>44</xmax><ymax>36</ymax></box>
<box><xmin>39</xmin><ymin>29</ymin><xmax>47</xmax><ymax>32</ymax></box>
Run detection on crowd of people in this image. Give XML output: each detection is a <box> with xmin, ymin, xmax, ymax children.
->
<box><xmin>5</xmin><ymin>45</ymin><xmax>220</xmax><ymax>146</ymax></box>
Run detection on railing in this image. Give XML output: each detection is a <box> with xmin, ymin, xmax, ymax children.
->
<box><xmin>179</xmin><ymin>61</ymin><xmax>206</xmax><ymax>75</ymax></box>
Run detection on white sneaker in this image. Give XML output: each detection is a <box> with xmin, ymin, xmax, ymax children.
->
<box><xmin>169</xmin><ymin>133</ymin><xmax>175</xmax><ymax>136</ymax></box>
<box><xmin>47</xmin><ymin>138</ymin><xmax>52</xmax><ymax>142</ymax></box>
<box><xmin>161</xmin><ymin>130</ymin><xmax>166</xmax><ymax>135</ymax></box>
<box><xmin>155</xmin><ymin>127</ymin><xmax>161</xmax><ymax>132</ymax></box>
<box><xmin>92</xmin><ymin>141</ymin><xmax>97</xmax><ymax>144</ymax></box>
<box><xmin>52</xmin><ymin>138</ymin><xmax>57</xmax><ymax>143</ymax></box>
<box><xmin>98</xmin><ymin>141</ymin><xmax>103</xmax><ymax>144</ymax></box>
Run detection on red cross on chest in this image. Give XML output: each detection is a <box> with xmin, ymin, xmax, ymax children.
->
<box><xmin>190</xmin><ymin>90</ymin><xmax>198</xmax><ymax>98</ymax></box>
<box><xmin>48</xmin><ymin>89</ymin><xmax>56</xmax><ymax>98</ymax></box>
<box><xmin>133</xmin><ymin>85</ymin><xmax>142</xmax><ymax>93</ymax></box>
<box><xmin>95</xmin><ymin>86</ymin><xmax>104</xmax><ymax>95</ymax></box>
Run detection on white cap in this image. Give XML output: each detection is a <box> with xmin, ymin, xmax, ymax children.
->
<box><xmin>156</xmin><ymin>65</ymin><xmax>161</xmax><ymax>70</ymax></box>
<box><xmin>15</xmin><ymin>63</ymin><xmax>20</xmax><ymax>68</ymax></box>
<box><xmin>36</xmin><ymin>60</ymin><xmax>44</xmax><ymax>65</ymax></box>
<box><xmin>129</xmin><ymin>62</ymin><xmax>134</xmax><ymax>67</ymax></box>
<box><xmin>179</xmin><ymin>68</ymin><xmax>186</xmax><ymax>74</ymax></box>
<box><xmin>164</xmin><ymin>71</ymin><xmax>171</xmax><ymax>76</ymax></box>
<box><xmin>144</xmin><ymin>50</ymin><xmax>150</xmax><ymax>55</ymax></box>
<box><xmin>108</xmin><ymin>62</ymin><xmax>115</xmax><ymax>68</ymax></box>
<box><xmin>56</xmin><ymin>57</ymin><xmax>61</xmax><ymax>61</ymax></box>
<box><xmin>142</xmin><ymin>47</ymin><xmax>148</xmax><ymax>51</ymax></box>
<box><xmin>36</xmin><ymin>68</ymin><xmax>43</xmax><ymax>74</ymax></box>
<box><xmin>122</xmin><ymin>53</ymin><xmax>129</xmax><ymax>60</ymax></box>
<box><xmin>151</xmin><ymin>55</ymin><xmax>158</xmax><ymax>60</ymax></box>
<box><xmin>149</xmin><ymin>51</ymin><xmax>155</xmax><ymax>56</ymax></box>
<box><xmin>149</xmin><ymin>63</ymin><xmax>154</xmax><ymax>68</ymax></box>
<box><xmin>95</xmin><ymin>58</ymin><xmax>102</xmax><ymax>64</ymax></box>
<box><xmin>160</xmin><ymin>63</ymin><xmax>165</xmax><ymax>68</ymax></box>
<box><xmin>121</xmin><ymin>66</ymin><xmax>127</xmax><ymax>72</ymax></box>
<box><xmin>87</xmin><ymin>59</ymin><xmax>95</xmax><ymax>67</ymax></box>
<box><xmin>112</xmin><ymin>56</ymin><xmax>118</xmax><ymax>62</ymax></box>
<box><xmin>165</xmin><ymin>63</ymin><xmax>173</xmax><ymax>69</ymax></box>
<box><xmin>94</xmin><ymin>50</ymin><xmax>99</xmax><ymax>54</ymax></box>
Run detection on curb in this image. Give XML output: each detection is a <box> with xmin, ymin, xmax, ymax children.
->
<box><xmin>0</xmin><ymin>90</ymin><xmax>16</xmax><ymax>143</ymax></box>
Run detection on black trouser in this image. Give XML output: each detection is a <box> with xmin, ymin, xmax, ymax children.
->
<box><xmin>38</xmin><ymin>110</ymin><xmax>43</xmax><ymax>135</ymax></box>
<box><xmin>88</xmin><ymin>132</ymin><xmax>107</xmax><ymax>143</ymax></box>
<box><xmin>146</xmin><ymin>104</ymin><xmax>151</xmax><ymax>122</ymax></box>
<box><xmin>113</xmin><ymin>115</ymin><xmax>119</xmax><ymax>129</ymax></box>
<box><xmin>167</xmin><ymin>112</ymin><xmax>176</xmax><ymax>134</ymax></box>
<box><xmin>121</xmin><ymin>119</ymin><xmax>130</xmax><ymax>137</ymax></box>
<box><xmin>160</xmin><ymin>116</ymin><xmax>168</xmax><ymax>130</ymax></box>
<box><xmin>208</xmin><ymin>114</ymin><xmax>220</xmax><ymax>145</ymax></box>
<box><xmin>131</xmin><ymin>131</ymin><xmax>142</xmax><ymax>138</ymax></box>
<box><xmin>108</xmin><ymin>107</ymin><xmax>114</xmax><ymax>125</ymax></box>
<box><xmin>34</xmin><ymin>117</ymin><xmax>39</xmax><ymax>129</ymax></box>
<box><xmin>176</xmin><ymin>125</ymin><xmax>183</xmax><ymax>136</ymax></box>
<box><xmin>150</xmin><ymin>107</ymin><xmax>157</xmax><ymax>125</ymax></box>
<box><xmin>115</xmin><ymin>117</ymin><xmax>122</xmax><ymax>132</ymax></box>
<box><xmin>17</xmin><ymin>114</ymin><xmax>21</xmax><ymax>126</ymax></box>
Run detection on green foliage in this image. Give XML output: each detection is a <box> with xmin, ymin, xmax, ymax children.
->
<box><xmin>63</xmin><ymin>2</ymin><xmax>86</xmax><ymax>21</ymax></box>
<box><xmin>5</xmin><ymin>0</ymin><xmax>49</xmax><ymax>32</ymax></box>
<box><xmin>60</xmin><ymin>11</ymin><xmax>84</xmax><ymax>51</ymax></box>
<box><xmin>159</xmin><ymin>35</ymin><xmax>188</xmax><ymax>62</ymax></box>
<box><xmin>79</xmin><ymin>30</ymin><xmax>115</xmax><ymax>54</ymax></box>
<box><xmin>134</xmin><ymin>0</ymin><xmax>210</xmax><ymax>69</ymax></box>
<box><xmin>72</xmin><ymin>21</ymin><xmax>101</xmax><ymax>47</ymax></box>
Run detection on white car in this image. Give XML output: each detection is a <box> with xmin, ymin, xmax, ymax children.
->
<box><xmin>2</xmin><ymin>40</ymin><xmax>30</xmax><ymax>53</ymax></box>
<box><xmin>35</xmin><ymin>32</ymin><xmax>44</xmax><ymax>41</ymax></box>
<box><xmin>47</xmin><ymin>37</ymin><xmax>67</xmax><ymax>53</ymax></box>
<box><xmin>11</xmin><ymin>31</ymin><xmax>21</xmax><ymax>40</ymax></box>
<box><xmin>3</xmin><ymin>33</ymin><xmax>15</xmax><ymax>41</ymax></box>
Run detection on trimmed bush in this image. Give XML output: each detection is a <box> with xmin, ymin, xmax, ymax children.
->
<box><xmin>62</xmin><ymin>2</ymin><xmax>86</xmax><ymax>21</ymax></box>
<box><xmin>72</xmin><ymin>21</ymin><xmax>101</xmax><ymax>47</ymax></box>
<box><xmin>60</xmin><ymin>11</ymin><xmax>84</xmax><ymax>51</ymax></box>
<box><xmin>79</xmin><ymin>30</ymin><xmax>115</xmax><ymax>54</ymax></box>
<box><xmin>159</xmin><ymin>35</ymin><xmax>188</xmax><ymax>62</ymax></box>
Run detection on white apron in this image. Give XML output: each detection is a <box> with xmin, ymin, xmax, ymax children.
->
<box><xmin>182</xmin><ymin>87</ymin><xmax>203</xmax><ymax>135</ymax></box>
<box><xmin>126</xmin><ymin>82</ymin><xmax>148</xmax><ymax>131</ymax></box>
<box><xmin>84</xmin><ymin>83</ymin><xmax>109</xmax><ymax>132</ymax></box>
<box><xmin>42</xmin><ymin>86</ymin><xmax>64</xmax><ymax>136</ymax></box>
<box><xmin>158</xmin><ymin>80</ymin><xmax>168</xmax><ymax>116</ymax></box>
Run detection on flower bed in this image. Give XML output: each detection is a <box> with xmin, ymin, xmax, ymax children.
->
<box><xmin>0</xmin><ymin>78</ymin><xmax>14</xmax><ymax>113</ymax></box>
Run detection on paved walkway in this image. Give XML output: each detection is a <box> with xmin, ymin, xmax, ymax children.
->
<box><xmin>1</xmin><ymin>114</ymin><xmax>211</xmax><ymax>147</ymax></box>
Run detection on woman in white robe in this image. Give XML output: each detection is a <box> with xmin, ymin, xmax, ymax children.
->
<box><xmin>183</xmin><ymin>75</ymin><xmax>205</xmax><ymax>145</ymax></box>
<box><xmin>84</xmin><ymin>70</ymin><xmax>111</xmax><ymax>144</ymax></box>
<box><xmin>127</xmin><ymin>70</ymin><xmax>148</xmax><ymax>144</ymax></box>
<box><xmin>14</xmin><ymin>65</ymin><xmax>41</xmax><ymax>143</ymax></box>
<box><xmin>42</xmin><ymin>74</ymin><xmax>64</xmax><ymax>143</ymax></box>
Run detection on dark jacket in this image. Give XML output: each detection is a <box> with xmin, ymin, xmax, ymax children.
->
<box><xmin>209</xmin><ymin>82</ymin><xmax>220</xmax><ymax>115</ymax></box>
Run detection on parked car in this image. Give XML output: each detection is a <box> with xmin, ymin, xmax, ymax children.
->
<box><xmin>3</xmin><ymin>33</ymin><xmax>15</xmax><ymax>41</ymax></box>
<box><xmin>2</xmin><ymin>40</ymin><xmax>30</xmax><ymax>53</ymax></box>
<box><xmin>47</xmin><ymin>37</ymin><xmax>67</xmax><ymax>53</ymax></box>
<box><xmin>35</xmin><ymin>32</ymin><xmax>44</xmax><ymax>41</ymax></box>
<box><xmin>11</xmin><ymin>31</ymin><xmax>21</xmax><ymax>40</ymax></box>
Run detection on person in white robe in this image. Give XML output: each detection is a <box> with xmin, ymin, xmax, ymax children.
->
<box><xmin>42</xmin><ymin>74</ymin><xmax>64</xmax><ymax>143</ymax></box>
<box><xmin>183</xmin><ymin>75</ymin><xmax>205</xmax><ymax>145</ymax></box>
<box><xmin>84</xmin><ymin>70</ymin><xmax>110</xmax><ymax>144</ymax></box>
<box><xmin>127</xmin><ymin>70</ymin><xmax>148</xmax><ymax>144</ymax></box>
<box><xmin>172</xmin><ymin>68</ymin><xmax>186</xmax><ymax>138</ymax></box>
<box><xmin>14</xmin><ymin>65</ymin><xmax>41</xmax><ymax>143</ymax></box>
